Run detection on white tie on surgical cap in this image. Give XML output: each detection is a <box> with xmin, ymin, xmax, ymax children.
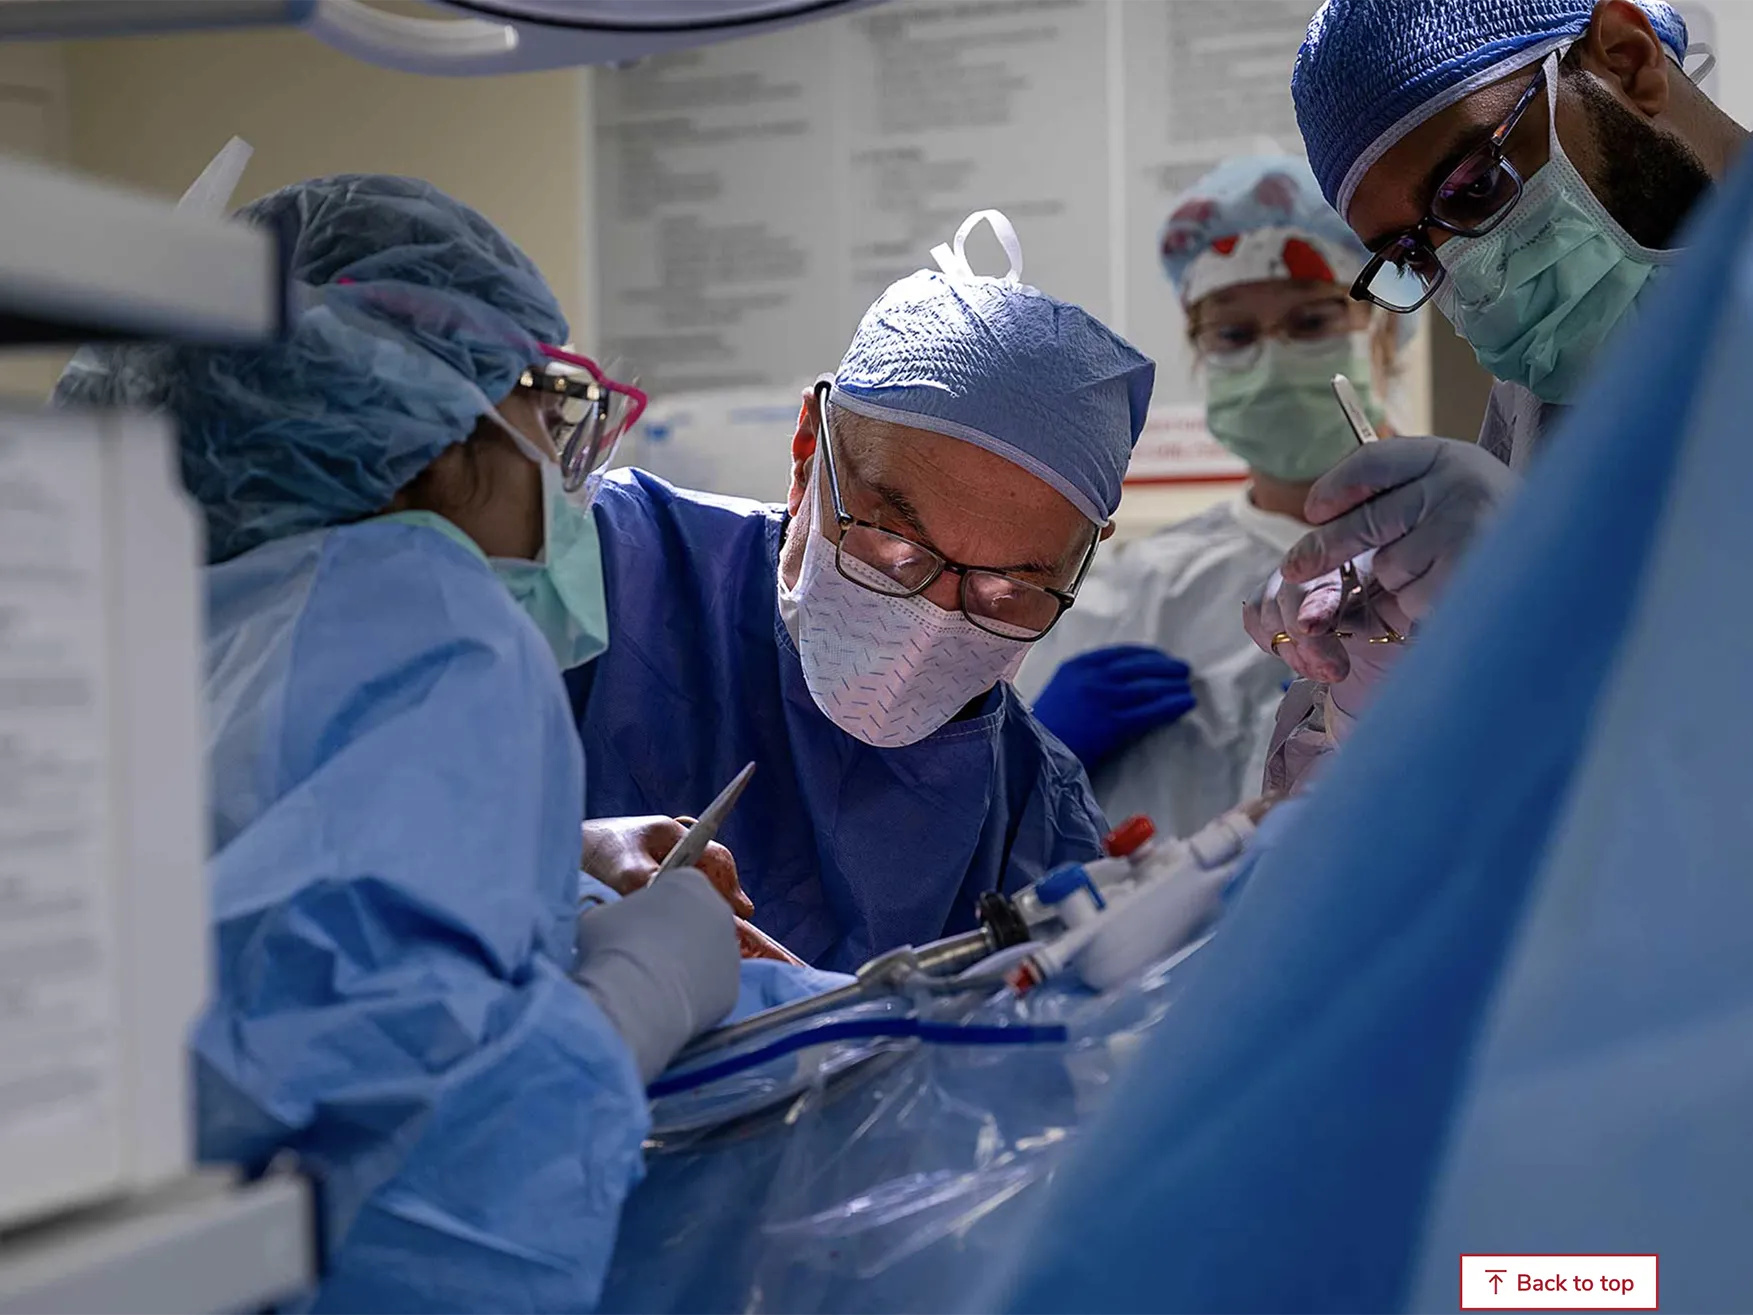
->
<box><xmin>930</xmin><ymin>209</ymin><xmax>1025</xmax><ymax>284</ymax></box>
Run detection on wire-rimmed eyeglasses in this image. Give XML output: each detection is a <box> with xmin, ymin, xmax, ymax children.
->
<box><xmin>812</xmin><ymin>381</ymin><xmax>1096</xmax><ymax>640</ymax></box>
<box><xmin>1351</xmin><ymin>60</ymin><xmax>1548</xmax><ymax>313</ymax></box>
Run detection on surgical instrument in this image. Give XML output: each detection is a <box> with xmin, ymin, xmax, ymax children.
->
<box><xmin>1331</xmin><ymin>374</ymin><xmax>1406</xmax><ymax>646</ymax></box>
<box><xmin>665</xmin><ymin>804</ymin><xmax>1267</xmax><ymax>1069</ymax></box>
<box><xmin>654</xmin><ymin>761</ymin><xmax>756</xmax><ymax>878</ymax></box>
<box><xmin>1330</xmin><ymin>373</ymin><xmax>1381</xmax><ymax>444</ymax></box>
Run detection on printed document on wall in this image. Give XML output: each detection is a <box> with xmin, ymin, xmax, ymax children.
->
<box><xmin>836</xmin><ymin>0</ymin><xmax>1110</xmax><ymax>323</ymax></box>
<box><xmin>593</xmin><ymin>22</ymin><xmax>839</xmax><ymax>394</ymax></box>
<box><xmin>589</xmin><ymin>0</ymin><xmax>1332</xmax><ymax>484</ymax></box>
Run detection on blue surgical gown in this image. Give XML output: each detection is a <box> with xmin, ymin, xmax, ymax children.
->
<box><xmin>194</xmin><ymin>516</ymin><xmax>650</xmax><ymax>1314</ymax></box>
<box><xmin>570</xmin><ymin>469</ymin><xmax>1107</xmax><ymax>972</ymax></box>
<box><xmin>992</xmin><ymin>140</ymin><xmax>1753</xmax><ymax>1315</ymax></box>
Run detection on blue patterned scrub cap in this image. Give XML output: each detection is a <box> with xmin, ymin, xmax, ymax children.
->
<box><xmin>831</xmin><ymin>210</ymin><xmax>1155</xmax><ymax>525</ymax></box>
<box><xmin>1293</xmin><ymin>0</ymin><xmax>1690</xmax><ymax>218</ymax></box>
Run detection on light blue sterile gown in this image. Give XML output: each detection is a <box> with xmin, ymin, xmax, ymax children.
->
<box><xmin>991</xmin><ymin>155</ymin><xmax>1753</xmax><ymax>1312</ymax></box>
<box><xmin>568</xmin><ymin>469</ymin><xmax>1109</xmax><ymax>973</ymax></box>
<box><xmin>194</xmin><ymin>514</ymin><xmax>651</xmax><ymax>1314</ymax></box>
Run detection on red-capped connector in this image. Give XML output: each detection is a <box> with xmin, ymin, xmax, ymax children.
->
<box><xmin>1103</xmin><ymin>815</ymin><xmax>1156</xmax><ymax>858</ymax></box>
<box><xmin>1006</xmin><ymin>958</ymin><xmax>1044</xmax><ymax>995</ymax></box>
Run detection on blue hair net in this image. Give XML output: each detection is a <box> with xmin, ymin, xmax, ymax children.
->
<box><xmin>830</xmin><ymin>212</ymin><xmax>1154</xmax><ymax>525</ymax></box>
<box><xmin>54</xmin><ymin>175</ymin><xmax>568</xmax><ymax>563</ymax></box>
<box><xmin>1293</xmin><ymin>0</ymin><xmax>1690</xmax><ymax>217</ymax></box>
<box><xmin>1158</xmin><ymin>155</ymin><xmax>1370</xmax><ymax>304</ymax></box>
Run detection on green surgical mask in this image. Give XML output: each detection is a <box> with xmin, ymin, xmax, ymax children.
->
<box><xmin>1204</xmin><ymin>332</ymin><xmax>1383</xmax><ymax>483</ymax></box>
<box><xmin>491</xmin><ymin>461</ymin><xmax>610</xmax><ymax>671</ymax></box>
<box><xmin>1432</xmin><ymin>51</ymin><xmax>1678</xmax><ymax>404</ymax></box>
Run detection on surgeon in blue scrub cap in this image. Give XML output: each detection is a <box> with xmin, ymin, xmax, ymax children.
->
<box><xmin>572</xmin><ymin>210</ymin><xmax>1155</xmax><ymax>972</ymax></box>
<box><xmin>1240</xmin><ymin>0</ymin><xmax>1746</xmax><ymax>792</ymax></box>
<box><xmin>54</xmin><ymin>173</ymin><xmax>834</xmax><ymax>1313</ymax></box>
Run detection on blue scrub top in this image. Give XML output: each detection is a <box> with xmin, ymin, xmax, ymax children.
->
<box><xmin>571</xmin><ymin>469</ymin><xmax>1107</xmax><ymax>972</ymax></box>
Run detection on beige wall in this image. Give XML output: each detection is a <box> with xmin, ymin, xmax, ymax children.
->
<box><xmin>0</xmin><ymin>42</ymin><xmax>73</xmax><ymax>397</ymax></box>
<box><xmin>2</xmin><ymin>26</ymin><xmax>594</xmax><ymax>399</ymax></box>
<box><xmin>1707</xmin><ymin>2</ymin><xmax>1753</xmax><ymax>127</ymax></box>
<box><xmin>62</xmin><ymin>26</ymin><xmax>588</xmax><ymax>328</ymax></box>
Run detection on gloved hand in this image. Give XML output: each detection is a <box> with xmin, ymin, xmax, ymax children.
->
<box><xmin>1325</xmin><ymin>590</ymin><xmax>1414</xmax><ymax>739</ymax></box>
<box><xmin>1031</xmin><ymin>644</ymin><xmax>1196</xmax><ymax>771</ymax></box>
<box><xmin>1243</xmin><ymin>559</ymin><xmax>1413</xmax><ymax>688</ymax></box>
<box><xmin>573</xmin><ymin>870</ymin><xmax>740</xmax><ymax>1082</ymax></box>
<box><xmin>1281</xmin><ymin>436</ymin><xmax>1517</xmax><ymax>620</ymax></box>
<box><xmin>581</xmin><ymin>815</ymin><xmax>754</xmax><ymax>918</ymax></box>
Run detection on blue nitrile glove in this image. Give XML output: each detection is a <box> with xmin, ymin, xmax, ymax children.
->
<box><xmin>1031</xmin><ymin>643</ymin><xmax>1196</xmax><ymax>771</ymax></box>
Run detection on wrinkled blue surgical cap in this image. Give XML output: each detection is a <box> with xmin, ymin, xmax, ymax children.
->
<box><xmin>830</xmin><ymin>213</ymin><xmax>1155</xmax><ymax>524</ymax></box>
<box><xmin>54</xmin><ymin>174</ymin><xmax>567</xmax><ymax>563</ymax></box>
<box><xmin>1159</xmin><ymin>155</ymin><xmax>1369</xmax><ymax>303</ymax></box>
<box><xmin>1293</xmin><ymin>0</ymin><xmax>1690</xmax><ymax>217</ymax></box>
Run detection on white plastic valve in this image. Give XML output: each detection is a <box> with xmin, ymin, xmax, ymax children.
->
<box><xmin>1071</xmin><ymin>806</ymin><xmax>1260</xmax><ymax>992</ymax></box>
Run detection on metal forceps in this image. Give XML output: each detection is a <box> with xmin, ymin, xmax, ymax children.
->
<box><xmin>1329</xmin><ymin>375</ymin><xmax>1407</xmax><ymax>647</ymax></box>
<box><xmin>1333</xmin><ymin>560</ymin><xmax>1405</xmax><ymax>645</ymax></box>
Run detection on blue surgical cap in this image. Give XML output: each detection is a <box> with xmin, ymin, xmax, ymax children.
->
<box><xmin>1293</xmin><ymin>0</ymin><xmax>1690</xmax><ymax>218</ymax></box>
<box><xmin>830</xmin><ymin>212</ymin><xmax>1155</xmax><ymax>524</ymax></box>
<box><xmin>54</xmin><ymin>174</ymin><xmax>567</xmax><ymax>563</ymax></box>
<box><xmin>1159</xmin><ymin>155</ymin><xmax>1369</xmax><ymax>305</ymax></box>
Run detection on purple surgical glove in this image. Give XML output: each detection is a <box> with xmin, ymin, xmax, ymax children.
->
<box><xmin>1282</xmin><ymin>435</ymin><xmax>1517</xmax><ymax>618</ymax></box>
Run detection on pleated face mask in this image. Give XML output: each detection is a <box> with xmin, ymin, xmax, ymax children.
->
<box><xmin>1433</xmin><ymin>50</ymin><xmax>1679</xmax><ymax>404</ymax></box>
<box><xmin>780</xmin><ymin>455</ymin><xmax>1033</xmax><ymax>750</ymax></box>
<box><xmin>1204</xmin><ymin>331</ymin><xmax>1384</xmax><ymax>481</ymax></box>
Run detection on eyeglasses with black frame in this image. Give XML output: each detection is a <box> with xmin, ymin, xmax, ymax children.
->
<box><xmin>812</xmin><ymin>381</ymin><xmax>1097</xmax><ymax>640</ymax></box>
<box><xmin>1351</xmin><ymin>59</ymin><xmax>1549</xmax><ymax>313</ymax></box>
<box><xmin>517</xmin><ymin>345</ymin><xmax>648</xmax><ymax>494</ymax></box>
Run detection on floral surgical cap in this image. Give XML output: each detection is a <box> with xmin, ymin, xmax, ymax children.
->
<box><xmin>1158</xmin><ymin>155</ymin><xmax>1370</xmax><ymax>307</ymax></box>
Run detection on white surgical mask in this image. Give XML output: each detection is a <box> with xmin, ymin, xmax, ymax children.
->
<box><xmin>779</xmin><ymin>460</ymin><xmax>1031</xmax><ymax>749</ymax></box>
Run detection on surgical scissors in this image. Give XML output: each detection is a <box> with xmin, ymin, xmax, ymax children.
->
<box><xmin>1333</xmin><ymin>560</ymin><xmax>1405</xmax><ymax>645</ymax></box>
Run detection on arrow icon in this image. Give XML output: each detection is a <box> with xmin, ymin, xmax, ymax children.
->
<box><xmin>1486</xmin><ymin>1270</ymin><xmax>1507</xmax><ymax>1294</ymax></box>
